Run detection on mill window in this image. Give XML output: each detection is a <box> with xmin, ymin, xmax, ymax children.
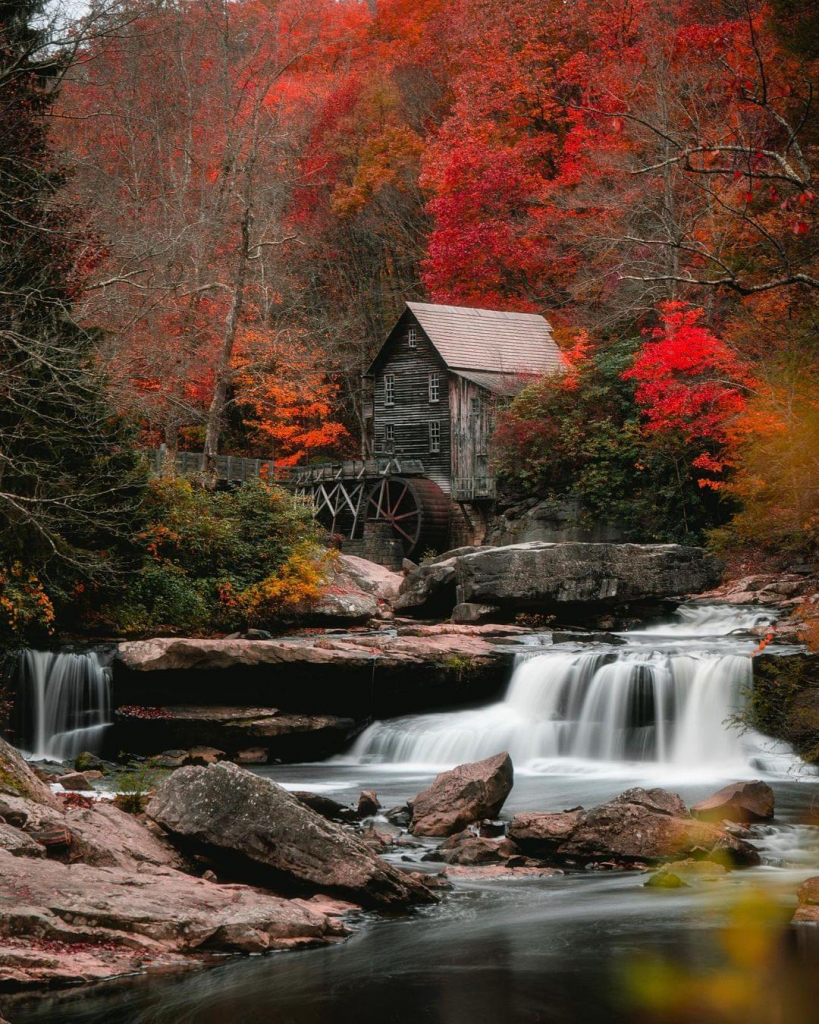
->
<box><xmin>429</xmin><ymin>420</ymin><xmax>441</xmax><ymax>453</ymax></box>
<box><xmin>384</xmin><ymin>373</ymin><xmax>395</xmax><ymax>406</ymax></box>
<box><xmin>428</xmin><ymin>372</ymin><xmax>440</xmax><ymax>403</ymax></box>
<box><xmin>384</xmin><ymin>423</ymin><xmax>395</xmax><ymax>452</ymax></box>
<box><xmin>407</xmin><ymin>326</ymin><xmax>417</xmax><ymax>349</ymax></box>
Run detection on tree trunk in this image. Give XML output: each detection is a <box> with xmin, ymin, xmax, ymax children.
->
<box><xmin>202</xmin><ymin>205</ymin><xmax>251</xmax><ymax>486</ymax></box>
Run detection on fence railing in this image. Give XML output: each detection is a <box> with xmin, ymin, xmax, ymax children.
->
<box><xmin>141</xmin><ymin>450</ymin><xmax>427</xmax><ymax>487</ymax></box>
<box><xmin>142</xmin><ymin>448</ymin><xmax>275</xmax><ymax>484</ymax></box>
<box><xmin>451</xmin><ymin>476</ymin><xmax>497</xmax><ymax>501</ymax></box>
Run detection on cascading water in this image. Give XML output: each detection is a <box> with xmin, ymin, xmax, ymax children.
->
<box><xmin>14</xmin><ymin>649</ymin><xmax>113</xmax><ymax>761</ymax></box>
<box><xmin>348</xmin><ymin>604</ymin><xmax>791</xmax><ymax>774</ymax></box>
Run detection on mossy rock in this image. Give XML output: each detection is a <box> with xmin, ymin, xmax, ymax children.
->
<box><xmin>644</xmin><ymin>870</ymin><xmax>688</xmax><ymax>889</ymax></box>
<box><xmin>74</xmin><ymin>751</ymin><xmax>105</xmax><ymax>774</ymax></box>
<box><xmin>0</xmin><ymin>735</ymin><xmax>60</xmax><ymax>807</ymax></box>
<box><xmin>751</xmin><ymin>654</ymin><xmax>819</xmax><ymax>763</ymax></box>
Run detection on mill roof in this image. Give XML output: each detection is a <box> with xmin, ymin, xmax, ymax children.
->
<box><xmin>366</xmin><ymin>301</ymin><xmax>564</xmax><ymax>383</ymax></box>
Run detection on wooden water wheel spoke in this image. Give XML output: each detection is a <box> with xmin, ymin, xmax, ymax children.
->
<box><xmin>365</xmin><ymin>476</ymin><xmax>450</xmax><ymax>558</ymax></box>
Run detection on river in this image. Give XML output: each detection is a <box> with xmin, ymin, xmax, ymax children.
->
<box><xmin>9</xmin><ymin>605</ymin><xmax>819</xmax><ymax>1024</ymax></box>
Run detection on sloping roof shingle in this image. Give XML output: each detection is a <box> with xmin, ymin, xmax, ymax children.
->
<box><xmin>451</xmin><ymin>369</ymin><xmax>531</xmax><ymax>396</ymax></box>
<box><xmin>406</xmin><ymin>301</ymin><xmax>563</xmax><ymax>375</ymax></box>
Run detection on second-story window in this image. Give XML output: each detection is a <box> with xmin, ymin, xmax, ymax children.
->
<box><xmin>429</xmin><ymin>420</ymin><xmax>441</xmax><ymax>453</ymax></box>
<box><xmin>428</xmin><ymin>372</ymin><xmax>440</xmax><ymax>403</ymax></box>
<box><xmin>407</xmin><ymin>326</ymin><xmax>417</xmax><ymax>349</ymax></box>
<box><xmin>384</xmin><ymin>373</ymin><xmax>395</xmax><ymax>406</ymax></box>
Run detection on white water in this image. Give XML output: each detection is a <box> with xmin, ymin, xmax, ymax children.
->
<box><xmin>16</xmin><ymin>649</ymin><xmax>112</xmax><ymax>760</ymax></box>
<box><xmin>349</xmin><ymin>604</ymin><xmax>800</xmax><ymax>776</ymax></box>
<box><xmin>635</xmin><ymin>602</ymin><xmax>776</xmax><ymax>636</ymax></box>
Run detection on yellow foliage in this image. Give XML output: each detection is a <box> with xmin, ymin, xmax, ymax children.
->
<box><xmin>716</xmin><ymin>373</ymin><xmax>819</xmax><ymax>555</ymax></box>
<box><xmin>0</xmin><ymin>562</ymin><xmax>55</xmax><ymax>636</ymax></box>
<box><xmin>236</xmin><ymin>543</ymin><xmax>332</xmax><ymax>624</ymax></box>
<box><xmin>622</xmin><ymin>887</ymin><xmax>807</xmax><ymax>1024</ymax></box>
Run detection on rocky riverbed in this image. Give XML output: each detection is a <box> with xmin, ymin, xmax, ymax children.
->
<box><xmin>3</xmin><ymin>731</ymin><xmax>818</xmax><ymax>1009</ymax></box>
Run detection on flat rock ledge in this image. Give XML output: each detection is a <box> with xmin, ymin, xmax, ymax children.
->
<box><xmin>116</xmin><ymin>625</ymin><xmax>528</xmax><ymax>674</ymax></box>
<box><xmin>0</xmin><ymin>852</ymin><xmax>343</xmax><ymax>990</ymax></box>
<box><xmin>113</xmin><ymin>626</ymin><xmax>525</xmax><ymax>728</ymax></box>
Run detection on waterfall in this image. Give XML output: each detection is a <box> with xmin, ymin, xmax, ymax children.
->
<box><xmin>636</xmin><ymin>603</ymin><xmax>775</xmax><ymax>636</ymax></box>
<box><xmin>15</xmin><ymin>649</ymin><xmax>113</xmax><ymax>761</ymax></box>
<box><xmin>349</xmin><ymin>647</ymin><xmax>752</xmax><ymax>770</ymax></box>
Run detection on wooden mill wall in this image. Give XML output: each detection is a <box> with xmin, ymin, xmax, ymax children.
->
<box><xmin>371</xmin><ymin>310</ymin><xmax>452</xmax><ymax>495</ymax></box>
<box><xmin>449</xmin><ymin>375</ymin><xmax>493</xmax><ymax>486</ymax></box>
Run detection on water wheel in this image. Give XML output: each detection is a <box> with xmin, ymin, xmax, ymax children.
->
<box><xmin>365</xmin><ymin>476</ymin><xmax>450</xmax><ymax>558</ymax></box>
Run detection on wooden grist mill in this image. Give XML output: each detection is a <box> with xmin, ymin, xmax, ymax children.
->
<box><xmin>286</xmin><ymin>458</ymin><xmax>451</xmax><ymax>561</ymax></box>
<box><xmin>287</xmin><ymin>301</ymin><xmax>563</xmax><ymax>565</ymax></box>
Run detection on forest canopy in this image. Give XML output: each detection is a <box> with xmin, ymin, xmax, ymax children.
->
<box><xmin>1</xmin><ymin>0</ymin><xmax>816</xmax><ymax>637</ymax></box>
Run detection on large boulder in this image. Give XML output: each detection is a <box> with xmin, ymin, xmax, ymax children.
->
<box><xmin>0</xmin><ymin>736</ymin><xmax>61</xmax><ymax>813</ymax></box>
<box><xmin>410</xmin><ymin>752</ymin><xmax>514</xmax><ymax>837</ymax></box>
<box><xmin>335</xmin><ymin>555</ymin><xmax>401</xmax><ymax>603</ymax></box>
<box><xmin>691</xmin><ymin>781</ymin><xmax>775</xmax><ymax>823</ymax></box>
<box><xmin>0</xmin><ymin>849</ymin><xmax>342</xmax><ymax>988</ymax></box>
<box><xmin>147</xmin><ymin>761</ymin><xmax>435</xmax><ymax>908</ymax></box>
<box><xmin>556</xmin><ymin>788</ymin><xmax>759</xmax><ymax>866</ymax></box>
<box><xmin>301</xmin><ymin>554</ymin><xmax>402</xmax><ymax>625</ymax></box>
<box><xmin>397</xmin><ymin>542</ymin><xmax>721</xmax><ymax>618</ymax></box>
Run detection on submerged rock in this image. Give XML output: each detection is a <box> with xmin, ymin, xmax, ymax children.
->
<box><xmin>147</xmin><ymin>761</ymin><xmax>436</xmax><ymax>909</ymax></box>
<box><xmin>691</xmin><ymin>780</ymin><xmax>775</xmax><ymax>824</ymax></box>
<box><xmin>410</xmin><ymin>751</ymin><xmax>514</xmax><ymax>837</ymax></box>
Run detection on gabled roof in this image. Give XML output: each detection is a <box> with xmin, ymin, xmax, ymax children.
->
<box><xmin>365</xmin><ymin>301</ymin><xmax>564</xmax><ymax>378</ymax></box>
<box><xmin>405</xmin><ymin>301</ymin><xmax>563</xmax><ymax>375</ymax></box>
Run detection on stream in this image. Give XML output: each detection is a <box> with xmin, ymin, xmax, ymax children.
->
<box><xmin>10</xmin><ymin>605</ymin><xmax>819</xmax><ymax>1024</ymax></box>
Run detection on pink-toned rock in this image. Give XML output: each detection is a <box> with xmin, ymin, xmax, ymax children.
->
<box><xmin>793</xmin><ymin>876</ymin><xmax>819</xmax><ymax>924</ymax></box>
<box><xmin>558</xmin><ymin>788</ymin><xmax>759</xmax><ymax>866</ymax></box>
<box><xmin>58</xmin><ymin>772</ymin><xmax>92</xmax><ymax>791</ymax></box>
<box><xmin>410</xmin><ymin>752</ymin><xmax>514</xmax><ymax>837</ymax></box>
<box><xmin>187</xmin><ymin>746</ymin><xmax>226</xmax><ymax>766</ymax></box>
<box><xmin>0</xmin><ymin>823</ymin><xmax>45</xmax><ymax>859</ymax></box>
<box><xmin>236</xmin><ymin>747</ymin><xmax>269</xmax><ymax>764</ymax></box>
<box><xmin>0</xmin><ymin>849</ymin><xmax>343</xmax><ymax>989</ymax></box>
<box><xmin>0</xmin><ymin>737</ymin><xmax>60</xmax><ymax>812</ymax></box>
<box><xmin>358</xmin><ymin>790</ymin><xmax>380</xmax><ymax>817</ymax></box>
<box><xmin>62</xmin><ymin>802</ymin><xmax>186</xmax><ymax>871</ymax></box>
<box><xmin>437</xmin><ymin>832</ymin><xmax>519</xmax><ymax>866</ymax></box>
<box><xmin>691</xmin><ymin>780</ymin><xmax>774</xmax><ymax>823</ymax></box>
<box><xmin>442</xmin><ymin>864</ymin><xmax>562</xmax><ymax>880</ymax></box>
<box><xmin>508</xmin><ymin>810</ymin><xmax>584</xmax><ymax>853</ymax></box>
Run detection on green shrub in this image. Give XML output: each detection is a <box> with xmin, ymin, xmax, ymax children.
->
<box><xmin>114</xmin><ymin>763</ymin><xmax>169</xmax><ymax>813</ymax></box>
<box><xmin>105</xmin><ymin>477</ymin><xmax>328</xmax><ymax>634</ymax></box>
<box><xmin>494</xmin><ymin>341</ymin><xmax>731</xmax><ymax>543</ymax></box>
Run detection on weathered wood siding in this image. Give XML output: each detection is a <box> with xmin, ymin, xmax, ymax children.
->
<box><xmin>450</xmin><ymin>375</ymin><xmax>494</xmax><ymax>487</ymax></box>
<box><xmin>371</xmin><ymin>310</ymin><xmax>452</xmax><ymax>494</ymax></box>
